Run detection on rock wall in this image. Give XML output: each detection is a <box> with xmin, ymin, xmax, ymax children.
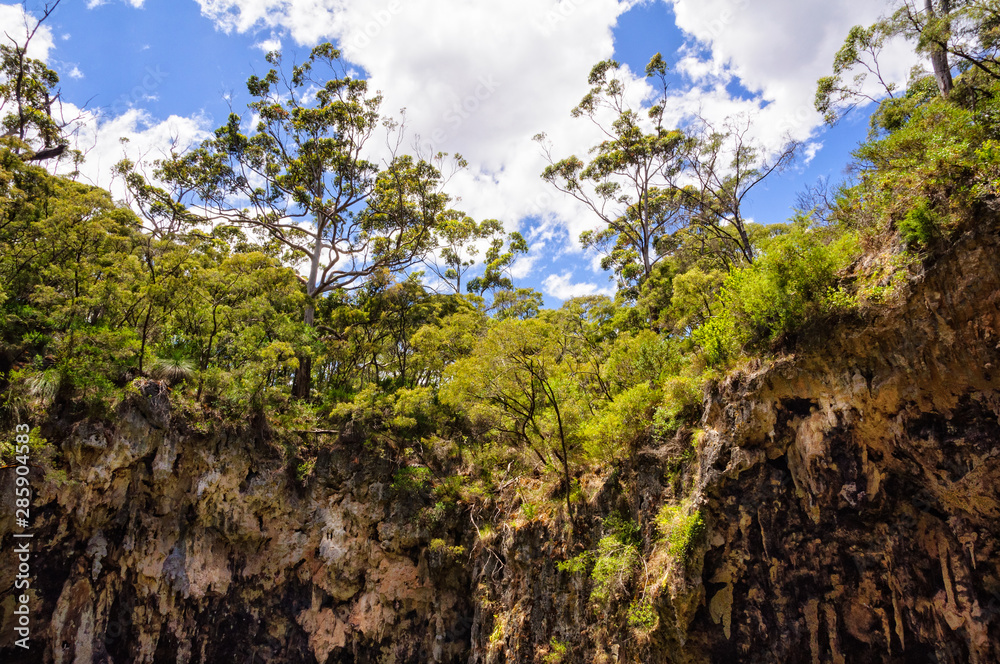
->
<box><xmin>1</xmin><ymin>383</ymin><xmax>473</xmax><ymax>663</ymax></box>
<box><xmin>683</xmin><ymin>227</ymin><xmax>1000</xmax><ymax>663</ymax></box>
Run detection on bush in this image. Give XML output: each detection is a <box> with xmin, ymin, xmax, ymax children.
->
<box><xmin>655</xmin><ymin>502</ymin><xmax>705</xmax><ymax>563</ymax></box>
<box><xmin>653</xmin><ymin>372</ymin><xmax>705</xmax><ymax>439</ymax></box>
<box><xmin>391</xmin><ymin>466</ymin><xmax>432</xmax><ymax>493</ymax></box>
<box><xmin>589</xmin><ymin>534</ymin><xmax>640</xmax><ymax>606</ymax></box>
<box><xmin>694</xmin><ymin>225</ymin><xmax>860</xmax><ymax>364</ymax></box>
<box><xmin>628</xmin><ymin>597</ymin><xmax>658</xmax><ymax>630</ymax></box>
<box><xmin>543</xmin><ymin>639</ymin><xmax>569</xmax><ymax>664</ymax></box>
<box><xmin>583</xmin><ymin>382</ymin><xmax>660</xmax><ymax>461</ymax></box>
<box><xmin>898</xmin><ymin>200</ymin><xmax>939</xmax><ymax>248</ymax></box>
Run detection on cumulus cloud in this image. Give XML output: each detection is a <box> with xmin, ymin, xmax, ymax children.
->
<box><xmin>9</xmin><ymin>0</ymin><xmax>927</xmax><ymax>294</ymax></box>
<box><xmin>0</xmin><ymin>3</ymin><xmax>56</xmax><ymax>60</ymax></box>
<box><xmin>254</xmin><ymin>35</ymin><xmax>282</xmax><ymax>53</ymax></box>
<box><xmin>178</xmin><ymin>0</ymin><xmax>921</xmax><ymax>291</ymax></box>
<box><xmin>542</xmin><ymin>271</ymin><xmax>615</xmax><ymax>300</ymax></box>
<box><xmin>52</xmin><ymin>107</ymin><xmax>212</xmax><ymax>203</ymax></box>
<box><xmin>186</xmin><ymin>0</ymin><xmax>641</xmax><ymax>248</ymax></box>
<box><xmin>663</xmin><ymin>0</ymin><xmax>919</xmax><ymax>148</ymax></box>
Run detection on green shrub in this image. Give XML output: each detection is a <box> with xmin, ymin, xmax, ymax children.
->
<box><xmin>391</xmin><ymin>466</ymin><xmax>432</xmax><ymax>493</ymax></box>
<box><xmin>628</xmin><ymin>597</ymin><xmax>658</xmax><ymax>630</ymax></box>
<box><xmin>653</xmin><ymin>372</ymin><xmax>705</xmax><ymax>439</ymax></box>
<box><xmin>589</xmin><ymin>534</ymin><xmax>640</xmax><ymax>606</ymax></box>
<box><xmin>694</xmin><ymin>226</ymin><xmax>860</xmax><ymax>364</ymax></box>
<box><xmin>898</xmin><ymin>200</ymin><xmax>939</xmax><ymax>248</ymax></box>
<box><xmin>655</xmin><ymin>502</ymin><xmax>705</xmax><ymax>562</ymax></box>
<box><xmin>543</xmin><ymin>638</ymin><xmax>569</xmax><ymax>664</ymax></box>
<box><xmin>583</xmin><ymin>382</ymin><xmax>660</xmax><ymax>461</ymax></box>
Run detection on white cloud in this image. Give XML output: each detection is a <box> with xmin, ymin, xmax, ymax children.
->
<box><xmin>186</xmin><ymin>0</ymin><xmax>641</xmax><ymax>265</ymax></box>
<box><xmin>254</xmin><ymin>35</ymin><xmax>282</xmax><ymax>52</ymax></box>
<box><xmin>68</xmin><ymin>65</ymin><xmax>84</xmax><ymax>79</ymax></box>
<box><xmin>0</xmin><ymin>3</ymin><xmax>56</xmax><ymax>60</ymax></box>
<box><xmin>180</xmin><ymin>0</ymin><xmax>918</xmax><ymax>288</ymax></box>
<box><xmin>37</xmin><ymin>0</ymin><xmax>920</xmax><ymax>288</ymax></box>
<box><xmin>59</xmin><ymin>107</ymin><xmax>211</xmax><ymax>202</ymax></box>
<box><xmin>86</xmin><ymin>0</ymin><xmax>145</xmax><ymax>8</ymax></box>
<box><xmin>663</xmin><ymin>0</ymin><xmax>919</xmax><ymax>149</ymax></box>
<box><xmin>542</xmin><ymin>271</ymin><xmax>614</xmax><ymax>300</ymax></box>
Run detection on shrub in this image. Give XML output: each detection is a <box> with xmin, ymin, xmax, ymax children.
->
<box><xmin>391</xmin><ymin>466</ymin><xmax>432</xmax><ymax>493</ymax></box>
<box><xmin>583</xmin><ymin>382</ymin><xmax>660</xmax><ymax>461</ymax></box>
<box><xmin>589</xmin><ymin>534</ymin><xmax>640</xmax><ymax>606</ymax></box>
<box><xmin>543</xmin><ymin>639</ymin><xmax>569</xmax><ymax>664</ymax></box>
<box><xmin>898</xmin><ymin>200</ymin><xmax>939</xmax><ymax>248</ymax></box>
<box><xmin>628</xmin><ymin>597</ymin><xmax>658</xmax><ymax>630</ymax></box>
<box><xmin>149</xmin><ymin>355</ymin><xmax>195</xmax><ymax>384</ymax></box>
<box><xmin>653</xmin><ymin>372</ymin><xmax>705</xmax><ymax>439</ymax></box>
<box><xmin>694</xmin><ymin>225</ymin><xmax>860</xmax><ymax>364</ymax></box>
<box><xmin>655</xmin><ymin>502</ymin><xmax>705</xmax><ymax>563</ymax></box>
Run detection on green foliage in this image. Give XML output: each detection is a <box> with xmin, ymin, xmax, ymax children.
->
<box><xmin>583</xmin><ymin>382</ymin><xmax>660</xmax><ymax>461</ymax></box>
<box><xmin>391</xmin><ymin>466</ymin><xmax>432</xmax><ymax>493</ymax></box>
<box><xmin>589</xmin><ymin>534</ymin><xmax>641</xmax><ymax>606</ymax></box>
<box><xmin>543</xmin><ymin>638</ymin><xmax>569</xmax><ymax>664</ymax></box>
<box><xmin>693</xmin><ymin>224</ymin><xmax>860</xmax><ymax>364</ymax></box>
<box><xmin>899</xmin><ymin>200</ymin><xmax>940</xmax><ymax>248</ymax></box>
<box><xmin>653</xmin><ymin>372</ymin><xmax>705</xmax><ymax>440</ymax></box>
<box><xmin>538</xmin><ymin>55</ymin><xmax>692</xmax><ymax>294</ymax></box>
<box><xmin>488</xmin><ymin>618</ymin><xmax>504</xmax><ymax>645</ymax></box>
<box><xmin>628</xmin><ymin>597</ymin><xmax>658</xmax><ymax>630</ymax></box>
<box><xmin>295</xmin><ymin>458</ymin><xmax>316</xmax><ymax>482</ymax></box>
<box><xmin>0</xmin><ymin>426</ymin><xmax>47</xmax><ymax>466</ymax></box>
<box><xmin>558</xmin><ymin>514</ymin><xmax>643</xmax><ymax>609</ymax></box>
<box><xmin>655</xmin><ymin>502</ymin><xmax>705</xmax><ymax>562</ymax></box>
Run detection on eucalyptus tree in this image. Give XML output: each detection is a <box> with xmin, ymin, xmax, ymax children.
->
<box><xmin>684</xmin><ymin>116</ymin><xmax>797</xmax><ymax>267</ymax></box>
<box><xmin>536</xmin><ymin>54</ymin><xmax>693</xmax><ymax>292</ymax></box>
<box><xmin>424</xmin><ymin>214</ymin><xmax>504</xmax><ymax>294</ymax></box>
<box><xmin>126</xmin><ymin>44</ymin><xmax>455</xmax><ymax>397</ymax></box>
<box><xmin>816</xmin><ymin>0</ymin><xmax>1000</xmax><ymax>124</ymax></box>
<box><xmin>443</xmin><ymin>317</ymin><xmax>583</xmax><ymax>522</ymax></box>
<box><xmin>0</xmin><ymin>0</ymin><xmax>65</xmax><ymax>154</ymax></box>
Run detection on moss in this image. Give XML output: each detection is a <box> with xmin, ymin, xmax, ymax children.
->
<box><xmin>543</xmin><ymin>638</ymin><xmax>569</xmax><ymax>664</ymax></box>
<box><xmin>628</xmin><ymin>597</ymin><xmax>658</xmax><ymax>631</ymax></box>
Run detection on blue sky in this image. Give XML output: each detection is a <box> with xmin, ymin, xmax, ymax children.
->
<box><xmin>5</xmin><ymin>0</ymin><xmax>912</xmax><ymax>307</ymax></box>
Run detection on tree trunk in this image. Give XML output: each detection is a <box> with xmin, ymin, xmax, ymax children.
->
<box><xmin>926</xmin><ymin>0</ymin><xmax>954</xmax><ymax>98</ymax></box>
<box><xmin>292</xmin><ymin>302</ymin><xmax>315</xmax><ymax>399</ymax></box>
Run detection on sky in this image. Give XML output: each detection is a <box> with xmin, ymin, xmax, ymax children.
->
<box><xmin>1</xmin><ymin>0</ymin><xmax>919</xmax><ymax>306</ymax></box>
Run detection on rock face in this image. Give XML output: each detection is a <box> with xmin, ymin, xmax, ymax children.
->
<box><xmin>1</xmin><ymin>226</ymin><xmax>999</xmax><ymax>664</ymax></box>
<box><xmin>682</xmin><ymin>228</ymin><xmax>1000</xmax><ymax>664</ymax></box>
<box><xmin>0</xmin><ymin>390</ymin><xmax>473</xmax><ymax>664</ymax></box>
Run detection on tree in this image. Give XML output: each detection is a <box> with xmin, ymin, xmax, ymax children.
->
<box><xmin>536</xmin><ymin>55</ymin><xmax>693</xmax><ymax>292</ymax></box>
<box><xmin>442</xmin><ymin>317</ymin><xmax>582</xmax><ymax>522</ymax></box>
<box><xmin>683</xmin><ymin>116</ymin><xmax>798</xmax><ymax>267</ymax></box>
<box><xmin>423</xmin><ymin>214</ymin><xmax>503</xmax><ymax>294</ymax></box>
<box><xmin>815</xmin><ymin>22</ymin><xmax>902</xmax><ymax>124</ymax></box>
<box><xmin>817</xmin><ymin>1</ymin><xmax>1000</xmax><ymax>124</ymax></box>
<box><xmin>0</xmin><ymin>1</ymin><xmax>65</xmax><ymax>154</ymax></box>
<box><xmin>126</xmin><ymin>44</ymin><xmax>456</xmax><ymax>397</ymax></box>
<box><xmin>540</xmin><ymin>55</ymin><xmax>795</xmax><ymax>288</ymax></box>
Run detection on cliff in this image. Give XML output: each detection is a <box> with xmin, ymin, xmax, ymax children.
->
<box><xmin>2</xmin><ymin>224</ymin><xmax>999</xmax><ymax>663</ymax></box>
